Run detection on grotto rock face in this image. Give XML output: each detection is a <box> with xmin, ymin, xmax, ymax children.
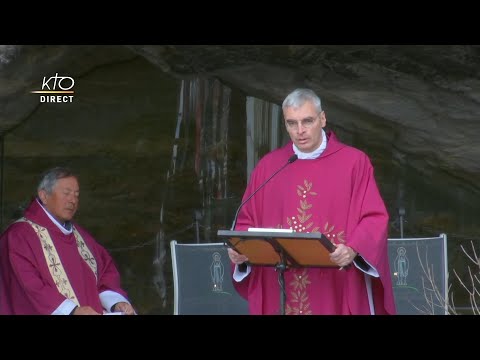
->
<box><xmin>1</xmin><ymin>44</ymin><xmax>479</xmax><ymax>313</ymax></box>
<box><xmin>129</xmin><ymin>45</ymin><xmax>480</xmax><ymax>197</ymax></box>
<box><xmin>1</xmin><ymin>45</ymin><xmax>479</xmax><ymax>199</ymax></box>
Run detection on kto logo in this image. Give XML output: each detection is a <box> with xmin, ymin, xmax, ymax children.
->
<box><xmin>30</xmin><ymin>73</ymin><xmax>75</xmax><ymax>103</ymax></box>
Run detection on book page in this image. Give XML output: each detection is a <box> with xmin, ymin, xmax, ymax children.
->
<box><xmin>248</xmin><ymin>228</ymin><xmax>293</xmax><ymax>233</ymax></box>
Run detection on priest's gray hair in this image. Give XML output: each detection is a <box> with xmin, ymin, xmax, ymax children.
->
<box><xmin>37</xmin><ymin>167</ymin><xmax>78</xmax><ymax>194</ymax></box>
<box><xmin>282</xmin><ymin>88</ymin><xmax>322</xmax><ymax>114</ymax></box>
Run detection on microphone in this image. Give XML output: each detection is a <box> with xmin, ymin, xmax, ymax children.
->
<box><xmin>230</xmin><ymin>154</ymin><xmax>298</xmax><ymax>231</ymax></box>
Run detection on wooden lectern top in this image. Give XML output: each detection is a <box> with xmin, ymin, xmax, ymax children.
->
<box><xmin>217</xmin><ymin>229</ymin><xmax>338</xmax><ymax>268</ymax></box>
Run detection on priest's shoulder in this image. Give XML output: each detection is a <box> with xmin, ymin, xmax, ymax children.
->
<box><xmin>338</xmin><ymin>143</ymin><xmax>374</xmax><ymax>164</ymax></box>
<box><xmin>257</xmin><ymin>143</ymin><xmax>292</xmax><ymax>165</ymax></box>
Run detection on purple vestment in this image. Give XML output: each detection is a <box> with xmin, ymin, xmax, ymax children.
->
<box><xmin>233</xmin><ymin>131</ymin><xmax>396</xmax><ymax>315</ymax></box>
<box><xmin>0</xmin><ymin>199</ymin><xmax>128</xmax><ymax>314</ymax></box>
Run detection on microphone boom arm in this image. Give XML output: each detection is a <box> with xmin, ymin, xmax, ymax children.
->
<box><xmin>230</xmin><ymin>154</ymin><xmax>298</xmax><ymax>231</ymax></box>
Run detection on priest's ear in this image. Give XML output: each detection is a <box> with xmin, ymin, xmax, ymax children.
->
<box><xmin>38</xmin><ymin>190</ymin><xmax>48</xmax><ymax>205</ymax></box>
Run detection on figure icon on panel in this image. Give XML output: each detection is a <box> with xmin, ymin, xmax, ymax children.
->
<box><xmin>394</xmin><ymin>247</ymin><xmax>409</xmax><ymax>286</ymax></box>
<box><xmin>211</xmin><ymin>252</ymin><xmax>224</xmax><ymax>292</ymax></box>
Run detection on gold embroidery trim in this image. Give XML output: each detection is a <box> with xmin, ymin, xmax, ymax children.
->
<box><xmin>281</xmin><ymin>179</ymin><xmax>347</xmax><ymax>315</ymax></box>
<box><xmin>17</xmin><ymin>218</ymin><xmax>98</xmax><ymax>305</ymax></box>
<box><xmin>73</xmin><ymin>228</ymin><xmax>98</xmax><ymax>281</ymax></box>
<box><xmin>285</xmin><ymin>269</ymin><xmax>312</xmax><ymax>315</ymax></box>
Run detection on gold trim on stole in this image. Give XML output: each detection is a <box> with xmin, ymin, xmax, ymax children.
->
<box><xmin>17</xmin><ymin>218</ymin><xmax>98</xmax><ymax>306</ymax></box>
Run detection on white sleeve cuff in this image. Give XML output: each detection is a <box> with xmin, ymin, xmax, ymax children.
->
<box><xmin>51</xmin><ymin>299</ymin><xmax>78</xmax><ymax>315</ymax></box>
<box><xmin>233</xmin><ymin>264</ymin><xmax>251</xmax><ymax>282</ymax></box>
<box><xmin>353</xmin><ymin>256</ymin><xmax>379</xmax><ymax>277</ymax></box>
<box><xmin>100</xmin><ymin>290</ymin><xmax>130</xmax><ymax>313</ymax></box>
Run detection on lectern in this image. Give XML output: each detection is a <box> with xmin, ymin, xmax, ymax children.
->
<box><xmin>217</xmin><ymin>229</ymin><xmax>339</xmax><ymax>314</ymax></box>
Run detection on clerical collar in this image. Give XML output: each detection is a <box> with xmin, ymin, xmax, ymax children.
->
<box><xmin>36</xmin><ymin>198</ymin><xmax>73</xmax><ymax>235</ymax></box>
<box><xmin>292</xmin><ymin>129</ymin><xmax>328</xmax><ymax>159</ymax></box>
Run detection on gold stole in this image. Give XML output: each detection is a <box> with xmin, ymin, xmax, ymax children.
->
<box><xmin>17</xmin><ymin>218</ymin><xmax>98</xmax><ymax>306</ymax></box>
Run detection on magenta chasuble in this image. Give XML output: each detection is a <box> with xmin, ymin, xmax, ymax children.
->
<box><xmin>233</xmin><ymin>131</ymin><xmax>396</xmax><ymax>315</ymax></box>
<box><xmin>0</xmin><ymin>200</ymin><xmax>127</xmax><ymax>315</ymax></box>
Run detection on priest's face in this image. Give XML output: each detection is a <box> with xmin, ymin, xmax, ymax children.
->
<box><xmin>284</xmin><ymin>100</ymin><xmax>326</xmax><ymax>153</ymax></box>
<box><xmin>39</xmin><ymin>176</ymin><xmax>79</xmax><ymax>223</ymax></box>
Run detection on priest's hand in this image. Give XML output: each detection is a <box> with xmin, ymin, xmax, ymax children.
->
<box><xmin>227</xmin><ymin>248</ymin><xmax>248</xmax><ymax>265</ymax></box>
<box><xmin>112</xmin><ymin>301</ymin><xmax>136</xmax><ymax>315</ymax></box>
<box><xmin>329</xmin><ymin>243</ymin><xmax>357</xmax><ymax>268</ymax></box>
<box><xmin>72</xmin><ymin>305</ymin><xmax>101</xmax><ymax>315</ymax></box>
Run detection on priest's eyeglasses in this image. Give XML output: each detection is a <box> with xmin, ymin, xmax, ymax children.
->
<box><xmin>285</xmin><ymin>113</ymin><xmax>321</xmax><ymax>131</ymax></box>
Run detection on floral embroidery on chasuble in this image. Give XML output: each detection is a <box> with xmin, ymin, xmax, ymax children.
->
<box><xmin>17</xmin><ymin>218</ymin><xmax>98</xmax><ymax>306</ymax></box>
<box><xmin>282</xmin><ymin>180</ymin><xmax>346</xmax><ymax>315</ymax></box>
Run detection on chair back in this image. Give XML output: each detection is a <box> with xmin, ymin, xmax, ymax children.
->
<box><xmin>171</xmin><ymin>240</ymin><xmax>249</xmax><ymax>315</ymax></box>
<box><xmin>388</xmin><ymin>234</ymin><xmax>448</xmax><ymax>315</ymax></box>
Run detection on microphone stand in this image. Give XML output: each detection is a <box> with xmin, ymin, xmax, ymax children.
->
<box><xmin>230</xmin><ymin>154</ymin><xmax>298</xmax><ymax>231</ymax></box>
<box><xmin>227</xmin><ymin>154</ymin><xmax>298</xmax><ymax>300</ymax></box>
<box><xmin>276</xmin><ymin>249</ymin><xmax>288</xmax><ymax>315</ymax></box>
